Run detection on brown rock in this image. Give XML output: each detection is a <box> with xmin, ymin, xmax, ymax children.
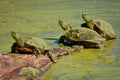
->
<box><xmin>0</xmin><ymin>51</ymin><xmax>51</xmax><ymax>80</ymax></box>
<box><xmin>0</xmin><ymin>46</ymin><xmax>83</xmax><ymax>80</ymax></box>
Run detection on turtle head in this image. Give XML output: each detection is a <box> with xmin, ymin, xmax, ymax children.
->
<box><xmin>11</xmin><ymin>31</ymin><xmax>24</xmax><ymax>47</ymax></box>
<box><xmin>82</xmin><ymin>13</ymin><xmax>94</xmax><ymax>30</ymax></box>
<box><xmin>59</xmin><ymin>20</ymin><xmax>72</xmax><ymax>31</ymax></box>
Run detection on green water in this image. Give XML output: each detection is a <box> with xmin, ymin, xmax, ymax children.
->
<box><xmin>0</xmin><ymin>0</ymin><xmax>120</xmax><ymax>80</ymax></box>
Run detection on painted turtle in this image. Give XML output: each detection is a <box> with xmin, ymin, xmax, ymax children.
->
<box><xmin>10</xmin><ymin>31</ymin><xmax>57</xmax><ymax>63</ymax></box>
<box><xmin>81</xmin><ymin>13</ymin><xmax>117</xmax><ymax>40</ymax></box>
<box><xmin>58</xmin><ymin>20</ymin><xmax>106</xmax><ymax>48</ymax></box>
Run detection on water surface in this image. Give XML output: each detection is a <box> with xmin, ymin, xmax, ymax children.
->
<box><xmin>0</xmin><ymin>0</ymin><xmax>120</xmax><ymax>80</ymax></box>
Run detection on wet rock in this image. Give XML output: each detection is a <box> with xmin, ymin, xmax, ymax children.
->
<box><xmin>53</xmin><ymin>46</ymin><xmax>83</xmax><ymax>59</ymax></box>
<box><xmin>0</xmin><ymin>46</ymin><xmax>83</xmax><ymax>80</ymax></box>
<box><xmin>0</xmin><ymin>51</ymin><xmax>51</xmax><ymax>80</ymax></box>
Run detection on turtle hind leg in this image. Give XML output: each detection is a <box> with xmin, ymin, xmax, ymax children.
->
<box><xmin>46</xmin><ymin>50</ymin><xmax>57</xmax><ymax>63</ymax></box>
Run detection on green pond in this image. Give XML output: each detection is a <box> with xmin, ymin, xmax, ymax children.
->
<box><xmin>0</xmin><ymin>0</ymin><xmax>120</xmax><ymax>80</ymax></box>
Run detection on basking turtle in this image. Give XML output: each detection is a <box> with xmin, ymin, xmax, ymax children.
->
<box><xmin>81</xmin><ymin>13</ymin><xmax>117</xmax><ymax>40</ymax></box>
<box><xmin>58</xmin><ymin>20</ymin><xmax>106</xmax><ymax>48</ymax></box>
<box><xmin>10</xmin><ymin>31</ymin><xmax>57</xmax><ymax>63</ymax></box>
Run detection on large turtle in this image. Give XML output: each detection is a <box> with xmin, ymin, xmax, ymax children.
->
<box><xmin>10</xmin><ymin>31</ymin><xmax>57</xmax><ymax>63</ymax></box>
<box><xmin>58</xmin><ymin>20</ymin><xmax>106</xmax><ymax>48</ymax></box>
<box><xmin>81</xmin><ymin>13</ymin><xmax>117</xmax><ymax>40</ymax></box>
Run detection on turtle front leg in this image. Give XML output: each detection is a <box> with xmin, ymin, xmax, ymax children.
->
<box><xmin>33</xmin><ymin>47</ymin><xmax>41</xmax><ymax>58</ymax></box>
<box><xmin>59</xmin><ymin>36</ymin><xmax>68</xmax><ymax>46</ymax></box>
<box><xmin>10</xmin><ymin>43</ymin><xmax>18</xmax><ymax>53</ymax></box>
<box><xmin>59</xmin><ymin>36</ymin><xmax>65</xmax><ymax>44</ymax></box>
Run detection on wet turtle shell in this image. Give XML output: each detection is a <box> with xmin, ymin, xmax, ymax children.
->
<box><xmin>59</xmin><ymin>20</ymin><xmax>106</xmax><ymax>48</ymax></box>
<box><xmin>81</xmin><ymin>13</ymin><xmax>117</xmax><ymax>40</ymax></box>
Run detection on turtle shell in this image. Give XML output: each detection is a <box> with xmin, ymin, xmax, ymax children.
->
<box><xmin>82</xmin><ymin>20</ymin><xmax>116</xmax><ymax>40</ymax></box>
<box><xmin>64</xmin><ymin>27</ymin><xmax>106</xmax><ymax>44</ymax></box>
<box><xmin>94</xmin><ymin>20</ymin><xmax>116</xmax><ymax>40</ymax></box>
<box><xmin>22</xmin><ymin>37</ymin><xmax>50</xmax><ymax>51</ymax></box>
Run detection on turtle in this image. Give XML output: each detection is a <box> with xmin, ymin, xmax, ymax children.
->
<box><xmin>58</xmin><ymin>20</ymin><xmax>106</xmax><ymax>48</ymax></box>
<box><xmin>10</xmin><ymin>31</ymin><xmax>57</xmax><ymax>63</ymax></box>
<box><xmin>81</xmin><ymin>13</ymin><xmax>117</xmax><ymax>40</ymax></box>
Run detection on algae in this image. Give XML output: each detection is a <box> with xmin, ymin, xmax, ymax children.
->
<box><xmin>0</xmin><ymin>0</ymin><xmax>120</xmax><ymax>80</ymax></box>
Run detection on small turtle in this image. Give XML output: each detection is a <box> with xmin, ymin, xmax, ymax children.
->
<box><xmin>58</xmin><ymin>20</ymin><xmax>106</xmax><ymax>48</ymax></box>
<box><xmin>10</xmin><ymin>31</ymin><xmax>57</xmax><ymax>63</ymax></box>
<box><xmin>81</xmin><ymin>13</ymin><xmax>117</xmax><ymax>40</ymax></box>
